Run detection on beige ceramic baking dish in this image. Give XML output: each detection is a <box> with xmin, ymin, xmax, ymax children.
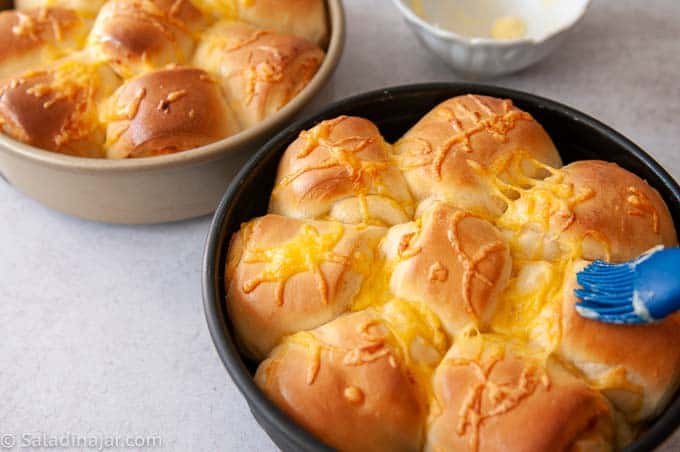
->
<box><xmin>0</xmin><ymin>0</ymin><xmax>345</xmax><ymax>224</ymax></box>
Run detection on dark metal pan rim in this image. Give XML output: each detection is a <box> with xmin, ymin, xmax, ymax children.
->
<box><xmin>203</xmin><ymin>82</ymin><xmax>680</xmax><ymax>452</ymax></box>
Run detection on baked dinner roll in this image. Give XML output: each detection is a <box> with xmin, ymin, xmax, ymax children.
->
<box><xmin>382</xmin><ymin>202</ymin><xmax>511</xmax><ymax>335</ymax></box>
<box><xmin>0</xmin><ymin>8</ymin><xmax>90</xmax><ymax>80</ymax></box>
<box><xmin>0</xmin><ymin>52</ymin><xmax>120</xmax><ymax>157</ymax></box>
<box><xmin>558</xmin><ymin>260</ymin><xmax>680</xmax><ymax>422</ymax></box>
<box><xmin>226</xmin><ymin>215</ymin><xmax>385</xmax><ymax>360</ymax></box>
<box><xmin>499</xmin><ymin>160</ymin><xmax>678</xmax><ymax>262</ymax></box>
<box><xmin>88</xmin><ymin>0</ymin><xmax>210</xmax><ymax>78</ymax></box>
<box><xmin>427</xmin><ymin>333</ymin><xmax>614</xmax><ymax>452</ymax></box>
<box><xmin>15</xmin><ymin>0</ymin><xmax>108</xmax><ymax>17</ymax></box>
<box><xmin>488</xmin><ymin>259</ymin><xmax>566</xmax><ymax>352</ymax></box>
<box><xmin>101</xmin><ymin>66</ymin><xmax>239</xmax><ymax>158</ymax></box>
<box><xmin>269</xmin><ymin>116</ymin><xmax>414</xmax><ymax>226</ymax></box>
<box><xmin>236</xmin><ymin>0</ymin><xmax>328</xmax><ymax>46</ymax></box>
<box><xmin>255</xmin><ymin>310</ymin><xmax>427</xmax><ymax>452</ymax></box>
<box><xmin>193</xmin><ymin>20</ymin><xmax>324</xmax><ymax>129</ymax></box>
<box><xmin>193</xmin><ymin>0</ymin><xmax>328</xmax><ymax>46</ymax></box>
<box><xmin>394</xmin><ymin>95</ymin><xmax>562</xmax><ymax>220</ymax></box>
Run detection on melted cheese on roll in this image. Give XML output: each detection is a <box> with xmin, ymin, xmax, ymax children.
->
<box><xmin>382</xmin><ymin>202</ymin><xmax>511</xmax><ymax>336</ymax></box>
<box><xmin>427</xmin><ymin>333</ymin><xmax>614</xmax><ymax>452</ymax></box>
<box><xmin>0</xmin><ymin>7</ymin><xmax>90</xmax><ymax>80</ymax></box>
<box><xmin>394</xmin><ymin>95</ymin><xmax>562</xmax><ymax>220</ymax></box>
<box><xmin>499</xmin><ymin>160</ymin><xmax>677</xmax><ymax>262</ymax></box>
<box><xmin>226</xmin><ymin>215</ymin><xmax>386</xmax><ymax>360</ymax></box>
<box><xmin>193</xmin><ymin>20</ymin><xmax>324</xmax><ymax>129</ymax></box>
<box><xmin>0</xmin><ymin>52</ymin><xmax>121</xmax><ymax>157</ymax></box>
<box><xmin>269</xmin><ymin>116</ymin><xmax>414</xmax><ymax>226</ymax></box>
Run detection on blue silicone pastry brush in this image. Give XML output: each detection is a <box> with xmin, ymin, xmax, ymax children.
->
<box><xmin>574</xmin><ymin>247</ymin><xmax>680</xmax><ymax>324</ymax></box>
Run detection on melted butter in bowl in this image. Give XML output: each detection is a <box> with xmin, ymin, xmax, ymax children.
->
<box><xmin>394</xmin><ymin>0</ymin><xmax>590</xmax><ymax>77</ymax></box>
<box><xmin>409</xmin><ymin>0</ymin><xmax>585</xmax><ymax>42</ymax></box>
<box><xmin>491</xmin><ymin>16</ymin><xmax>526</xmax><ymax>40</ymax></box>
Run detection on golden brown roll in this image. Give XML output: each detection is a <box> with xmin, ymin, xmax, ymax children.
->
<box><xmin>382</xmin><ymin>202</ymin><xmax>511</xmax><ymax>336</ymax></box>
<box><xmin>193</xmin><ymin>20</ymin><xmax>324</xmax><ymax>129</ymax></box>
<box><xmin>236</xmin><ymin>0</ymin><xmax>328</xmax><ymax>46</ymax></box>
<box><xmin>558</xmin><ymin>260</ymin><xmax>680</xmax><ymax>422</ymax></box>
<box><xmin>0</xmin><ymin>52</ymin><xmax>121</xmax><ymax>157</ymax></box>
<box><xmin>499</xmin><ymin>160</ymin><xmax>678</xmax><ymax>262</ymax></box>
<box><xmin>0</xmin><ymin>8</ymin><xmax>90</xmax><ymax>80</ymax></box>
<box><xmin>268</xmin><ymin>116</ymin><xmax>414</xmax><ymax>226</ymax></box>
<box><xmin>192</xmin><ymin>0</ymin><xmax>328</xmax><ymax>46</ymax></box>
<box><xmin>394</xmin><ymin>95</ymin><xmax>562</xmax><ymax>220</ymax></box>
<box><xmin>101</xmin><ymin>66</ymin><xmax>239</xmax><ymax>158</ymax></box>
<box><xmin>427</xmin><ymin>333</ymin><xmax>614</xmax><ymax>452</ymax></box>
<box><xmin>255</xmin><ymin>310</ymin><xmax>427</xmax><ymax>452</ymax></box>
<box><xmin>87</xmin><ymin>0</ymin><xmax>210</xmax><ymax>78</ymax></box>
<box><xmin>15</xmin><ymin>0</ymin><xmax>108</xmax><ymax>17</ymax></box>
<box><xmin>226</xmin><ymin>214</ymin><xmax>386</xmax><ymax>360</ymax></box>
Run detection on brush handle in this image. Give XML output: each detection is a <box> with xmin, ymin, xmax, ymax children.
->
<box><xmin>636</xmin><ymin>248</ymin><xmax>680</xmax><ymax>320</ymax></box>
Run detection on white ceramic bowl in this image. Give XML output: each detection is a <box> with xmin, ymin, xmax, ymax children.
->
<box><xmin>392</xmin><ymin>0</ymin><xmax>590</xmax><ymax>78</ymax></box>
<box><xmin>0</xmin><ymin>0</ymin><xmax>344</xmax><ymax>224</ymax></box>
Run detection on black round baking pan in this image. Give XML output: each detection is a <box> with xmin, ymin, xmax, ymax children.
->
<box><xmin>202</xmin><ymin>83</ymin><xmax>680</xmax><ymax>452</ymax></box>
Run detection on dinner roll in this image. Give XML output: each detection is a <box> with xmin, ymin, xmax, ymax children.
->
<box><xmin>558</xmin><ymin>260</ymin><xmax>680</xmax><ymax>422</ymax></box>
<box><xmin>0</xmin><ymin>8</ymin><xmax>90</xmax><ymax>80</ymax></box>
<box><xmin>0</xmin><ymin>53</ymin><xmax>120</xmax><ymax>157</ymax></box>
<box><xmin>488</xmin><ymin>259</ymin><xmax>566</xmax><ymax>351</ymax></box>
<box><xmin>255</xmin><ymin>310</ymin><xmax>427</xmax><ymax>452</ymax></box>
<box><xmin>101</xmin><ymin>66</ymin><xmax>239</xmax><ymax>158</ymax></box>
<box><xmin>427</xmin><ymin>333</ymin><xmax>614</xmax><ymax>452</ymax></box>
<box><xmin>193</xmin><ymin>0</ymin><xmax>328</xmax><ymax>46</ymax></box>
<box><xmin>269</xmin><ymin>116</ymin><xmax>414</xmax><ymax>226</ymax></box>
<box><xmin>226</xmin><ymin>215</ymin><xmax>385</xmax><ymax>360</ymax></box>
<box><xmin>193</xmin><ymin>20</ymin><xmax>324</xmax><ymax>129</ymax></box>
<box><xmin>15</xmin><ymin>0</ymin><xmax>108</xmax><ymax>17</ymax></box>
<box><xmin>499</xmin><ymin>160</ymin><xmax>678</xmax><ymax>262</ymax></box>
<box><xmin>237</xmin><ymin>0</ymin><xmax>328</xmax><ymax>46</ymax></box>
<box><xmin>394</xmin><ymin>95</ymin><xmax>562</xmax><ymax>220</ymax></box>
<box><xmin>88</xmin><ymin>0</ymin><xmax>210</xmax><ymax>78</ymax></box>
<box><xmin>382</xmin><ymin>202</ymin><xmax>511</xmax><ymax>335</ymax></box>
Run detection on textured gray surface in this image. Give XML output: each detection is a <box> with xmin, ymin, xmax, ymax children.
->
<box><xmin>1</xmin><ymin>0</ymin><xmax>679</xmax><ymax>451</ymax></box>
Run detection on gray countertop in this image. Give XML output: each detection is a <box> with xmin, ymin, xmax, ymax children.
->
<box><xmin>1</xmin><ymin>0</ymin><xmax>679</xmax><ymax>450</ymax></box>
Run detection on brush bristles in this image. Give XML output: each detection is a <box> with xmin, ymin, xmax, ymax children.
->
<box><xmin>574</xmin><ymin>260</ymin><xmax>643</xmax><ymax>324</ymax></box>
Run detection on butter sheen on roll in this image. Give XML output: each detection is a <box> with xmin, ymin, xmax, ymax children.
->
<box><xmin>87</xmin><ymin>0</ymin><xmax>210</xmax><ymax>78</ymax></box>
<box><xmin>0</xmin><ymin>8</ymin><xmax>90</xmax><ymax>80</ymax></box>
<box><xmin>255</xmin><ymin>310</ymin><xmax>427</xmax><ymax>452</ymax></box>
<box><xmin>101</xmin><ymin>66</ymin><xmax>239</xmax><ymax>158</ymax></box>
<box><xmin>0</xmin><ymin>52</ymin><xmax>121</xmax><ymax>157</ymax></box>
<box><xmin>193</xmin><ymin>20</ymin><xmax>324</xmax><ymax>129</ymax></box>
